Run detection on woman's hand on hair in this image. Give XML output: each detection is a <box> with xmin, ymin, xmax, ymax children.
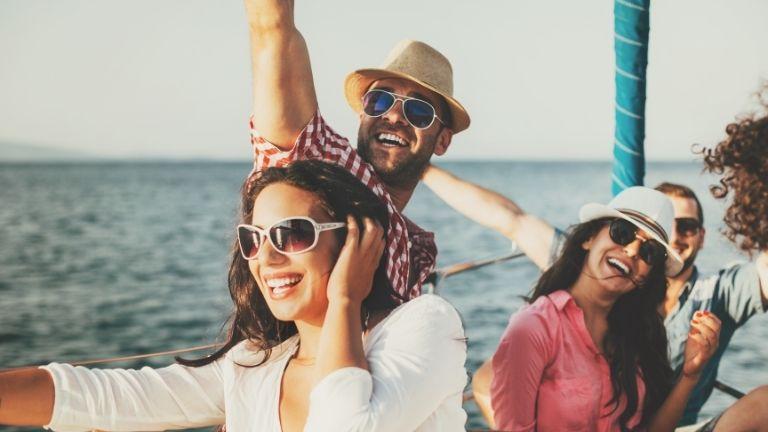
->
<box><xmin>315</xmin><ymin>216</ymin><xmax>381</xmax><ymax>381</ymax></box>
<box><xmin>682</xmin><ymin>311</ymin><xmax>722</xmax><ymax>380</ymax></box>
<box><xmin>327</xmin><ymin>216</ymin><xmax>385</xmax><ymax>305</ymax></box>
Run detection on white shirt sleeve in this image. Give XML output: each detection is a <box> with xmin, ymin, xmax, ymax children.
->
<box><xmin>304</xmin><ymin>294</ymin><xmax>468</xmax><ymax>432</ymax></box>
<box><xmin>41</xmin><ymin>358</ymin><xmax>226</xmax><ymax>432</ymax></box>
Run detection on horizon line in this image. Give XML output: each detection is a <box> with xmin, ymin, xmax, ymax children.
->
<box><xmin>0</xmin><ymin>157</ymin><xmax>705</xmax><ymax>164</ymax></box>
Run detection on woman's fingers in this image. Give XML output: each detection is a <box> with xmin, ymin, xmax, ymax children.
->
<box><xmin>361</xmin><ymin>217</ymin><xmax>385</xmax><ymax>258</ymax></box>
<box><xmin>684</xmin><ymin>311</ymin><xmax>724</xmax><ymax>376</ymax></box>
<box><xmin>688</xmin><ymin>332</ymin><xmax>708</xmax><ymax>352</ymax></box>
<box><xmin>339</xmin><ymin>216</ymin><xmax>385</xmax><ymax>273</ymax></box>
<box><xmin>689</xmin><ymin>323</ymin><xmax>718</xmax><ymax>361</ymax></box>
<box><xmin>696</xmin><ymin>317</ymin><xmax>720</xmax><ymax>336</ymax></box>
<box><xmin>692</xmin><ymin>311</ymin><xmax>721</xmax><ymax>354</ymax></box>
<box><xmin>344</xmin><ymin>215</ymin><xmax>360</xmax><ymax>251</ymax></box>
<box><xmin>362</xmin><ymin>217</ymin><xmax>376</xmax><ymax>245</ymax></box>
<box><xmin>691</xmin><ymin>320</ymin><xmax>716</xmax><ymax>339</ymax></box>
<box><xmin>690</xmin><ymin>322</ymin><xmax>716</xmax><ymax>350</ymax></box>
<box><xmin>694</xmin><ymin>311</ymin><xmax>722</xmax><ymax>334</ymax></box>
<box><xmin>325</xmin><ymin>216</ymin><xmax>385</xmax><ymax>304</ymax></box>
<box><xmin>704</xmin><ymin>310</ymin><xmax>722</xmax><ymax>326</ymax></box>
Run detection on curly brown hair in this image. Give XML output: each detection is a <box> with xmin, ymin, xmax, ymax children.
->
<box><xmin>700</xmin><ymin>86</ymin><xmax>768</xmax><ymax>254</ymax></box>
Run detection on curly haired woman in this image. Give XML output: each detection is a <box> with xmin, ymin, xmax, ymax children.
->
<box><xmin>689</xmin><ymin>89</ymin><xmax>768</xmax><ymax>432</ymax></box>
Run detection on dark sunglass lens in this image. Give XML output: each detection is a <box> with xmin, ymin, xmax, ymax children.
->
<box><xmin>609</xmin><ymin>219</ymin><xmax>637</xmax><ymax>246</ymax></box>
<box><xmin>640</xmin><ymin>240</ymin><xmax>667</xmax><ymax>265</ymax></box>
<box><xmin>403</xmin><ymin>99</ymin><xmax>435</xmax><ymax>128</ymax></box>
<box><xmin>270</xmin><ymin>219</ymin><xmax>316</xmax><ymax>253</ymax></box>
<box><xmin>362</xmin><ymin>90</ymin><xmax>395</xmax><ymax>117</ymax></box>
<box><xmin>237</xmin><ymin>227</ymin><xmax>260</xmax><ymax>259</ymax></box>
<box><xmin>676</xmin><ymin>218</ymin><xmax>701</xmax><ymax>236</ymax></box>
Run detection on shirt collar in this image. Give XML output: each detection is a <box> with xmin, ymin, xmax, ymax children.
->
<box><xmin>548</xmin><ymin>289</ymin><xmax>573</xmax><ymax>310</ymax></box>
<box><xmin>678</xmin><ymin>266</ymin><xmax>700</xmax><ymax>301</ymax></box>
<box><xmin>548</xmin><ymin>289</ymin><xmax>603</xmax><ymax>356</ymax></box>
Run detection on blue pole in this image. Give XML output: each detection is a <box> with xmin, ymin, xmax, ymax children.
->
<box><xmin>611</xmin><ymin>0</ymin><xmax>650</xmax><ymax>196</ymax></box>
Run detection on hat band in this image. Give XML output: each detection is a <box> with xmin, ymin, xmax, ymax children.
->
<box><xmin>616</xmin><ymin>208</ymin><xmax>669</xmax><ymax>242</ymax></box>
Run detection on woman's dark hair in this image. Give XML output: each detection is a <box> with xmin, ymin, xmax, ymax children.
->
<box><xmin>699</xmin><ymin>87</ymin><xmax>768</xmax><ymax>254</ymax></box>
<box><xmin>178</xmin><ymin>160</ymin><xmax>402</xmax><ymax>368</ymax></box>
<box><xmin>531</xmin><ymin>218</ymin><xmax>674</xmax><ymax>430</ymax></box>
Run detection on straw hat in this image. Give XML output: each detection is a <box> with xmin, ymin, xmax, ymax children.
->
<box><xmin>344</xmin><ymin>39</ymin><xmax>471</xmax><ymax>133</ymax></box>
<box><xmin>579</xmin><ymin>186</ymin><xmax>684</xmax><ymax>276</ymax></box>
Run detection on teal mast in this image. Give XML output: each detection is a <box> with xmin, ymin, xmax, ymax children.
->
<box><xmin>611</xmin><ymin>0</ymin><xmax>650</xmax><ymax>195</ymax></box>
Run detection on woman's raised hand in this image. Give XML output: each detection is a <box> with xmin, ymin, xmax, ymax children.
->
<box><xmin>327</xmin><ymin>216</ymin><xmax>385</xmax><ymax>305</ymax></box>
<box><xmin>682</xmin><ymin>311</ymin><xmax>722</xmax><ymax>379</ymax></box>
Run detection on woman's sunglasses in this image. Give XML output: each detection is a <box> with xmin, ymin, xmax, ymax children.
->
<box><xmin>362</xmin><ymin>89</ymin><xmax>445</xmax><ymax>129</ymax></box>
<box><xmin>237</xmin><ymin>217</ymin><xmax>345</xmax><ymax>260</ymax></box>
<box><xmin>608</xmin><ymin>218</ymin><xmax>668</xmax><ymax>265</ymax></box>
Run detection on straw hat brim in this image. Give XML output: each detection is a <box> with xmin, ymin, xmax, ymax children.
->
<box><xmin>579</xmin><ymin>204</ymin><xmax>684</xmax><ymax>277</ymax></box>
<box><xmin>344</xmin><ymin>68</ymin><xmax>471</xmax><ymax>133</ymax></box>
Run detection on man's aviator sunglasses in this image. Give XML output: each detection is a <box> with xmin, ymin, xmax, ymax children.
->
<box><xmin>608</xmin><ymin>218</ymin><xmax>668</xmax><ymax>266</ymax></box>
<box><xmin>237</xmin><ymin>217</ymin><xmax>345</xmax><ymax>260</ymax></box>
<box><xmin>362</xmin><ymin>89</ymin><xmax>445</xmax><ymax>129</ymax></box>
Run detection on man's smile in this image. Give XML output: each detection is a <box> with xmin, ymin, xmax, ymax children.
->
<box><xmin>376</xmin><ymin>132</ymin><xmax>409</xmax><ymax>147</ymax></box>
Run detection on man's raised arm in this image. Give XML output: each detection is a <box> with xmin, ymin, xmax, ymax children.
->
<box><xmin>422</xmin><ymin>164</ymin><xmax>556</xmax><ymax>270</ymax></box>
<box><xmin>245</xmin><ymin>0</ymin><xmax>317</xmax><ymax>149</ymax></box>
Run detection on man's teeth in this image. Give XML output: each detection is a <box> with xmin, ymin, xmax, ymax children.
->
<box><xmin>266</xmin><ymin>276</ymin><xmax>302</xmax><ymax>289</ymax></box>
<box><xmin>377</xmin><ymin>133</ymin><xmax>407</xmax><ymax>147</ymax></box>
<box><xmin>607</xmin><ymin>258</ymin><xmax>630</xmax><ymax>276</ymax></box>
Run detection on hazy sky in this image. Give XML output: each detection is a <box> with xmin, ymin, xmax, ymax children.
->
<box><xmin>2</xmin><ymin>1</ymin><xmax>767</xmax><ymax>160</ymax></box>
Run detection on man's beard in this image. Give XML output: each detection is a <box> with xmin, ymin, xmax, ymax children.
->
<box><xmin>673</xmin><ymin>246</ymin><xmax>700</xmax><ymax>277</ymax></box>
<box><xmin>357</xmin><ymin>132</ymin><xmax>433</xmax><ymax>188</ymax></box>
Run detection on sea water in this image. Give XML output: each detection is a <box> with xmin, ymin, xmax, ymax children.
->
<box><xmin>1</xmin><ymin>161</ymin><xmax>765</xmax><ymax>431</ymax></box>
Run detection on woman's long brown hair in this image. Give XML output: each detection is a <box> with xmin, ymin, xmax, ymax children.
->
<box><xmin>530</xmin><ymin>218</ymin><xmax>674</xmax><ymax>430</ymax></box>
<box><xmin>177</xmin><ymin>160</ymin><xmax>402</xmax><ymax>368</ymax></box>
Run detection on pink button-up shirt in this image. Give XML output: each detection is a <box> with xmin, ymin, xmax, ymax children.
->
<box><xmin>491</xmin><ymin>290</ymin><xmax>646</xmax><ymax>431</ymax></box>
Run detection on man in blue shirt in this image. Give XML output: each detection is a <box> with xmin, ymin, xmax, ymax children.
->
<box><xmin>422</xmin><ymin>167</ymin><xmax>768</xmax><ymax>429</ymax></box>
<box><xmin>652</xmin><ymin>183</ymin><xmax>766</xmax><ymax>426</ymax></box>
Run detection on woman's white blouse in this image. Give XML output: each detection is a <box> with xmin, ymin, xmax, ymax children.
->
<box><xmin>41</xmin><ymin>294</ymin><xmax>468</xmax><ymax>432</ymax></box>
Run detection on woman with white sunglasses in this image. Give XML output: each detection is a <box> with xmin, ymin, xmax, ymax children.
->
<box><xmin>0</xmin><ymin>160</ymin><xmax>468</xmax><ymax>431</ymax></box>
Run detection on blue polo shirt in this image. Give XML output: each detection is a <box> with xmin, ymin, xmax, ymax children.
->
<box><xmin>665</xmin><ymin>263</ymin><xmax>764</xmax><ymax>425</ymax></box>
<box><xmin>549</xmin><ymin>229</ymin><xmax>765</xmax><ymax>425</ymax></box>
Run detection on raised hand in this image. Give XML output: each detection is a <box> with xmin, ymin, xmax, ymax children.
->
<box><xmin>682</xmin><ymin>311</ymin><xmax>722</xmax><ymax>379</ymax></box>
<box><xmin>245</xmin><ymin>0</ymin><xmax>317</xmax><ymax>149</ymax></box>
<box><xmin>326</xmin><ymin>216</ymin><xmax>385</xmax><ymax>305</ymax></box>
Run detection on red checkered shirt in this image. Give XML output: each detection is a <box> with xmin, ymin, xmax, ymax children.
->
<box><xmin>248</xmin><ymin>112</ymin><xmax>436</xmax><ymax>301</ymax></box>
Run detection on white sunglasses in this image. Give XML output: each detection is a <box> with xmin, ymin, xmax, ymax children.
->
<box><xmin>237</xmin><ymin>216</ymin><xmax>345</xmax><ymax>259</ymax></box>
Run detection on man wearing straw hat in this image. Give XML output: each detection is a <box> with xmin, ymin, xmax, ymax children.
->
<box><xmin>243</xmin><ymin>0</ymin><xmax>470</xmax><ymax>300</ymax></box>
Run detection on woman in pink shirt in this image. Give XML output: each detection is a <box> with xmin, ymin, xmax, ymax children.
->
<box><xmin>491</xmin><ymin>187</ymin><xmax>722</xmax><ymax>432</ymax></box>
